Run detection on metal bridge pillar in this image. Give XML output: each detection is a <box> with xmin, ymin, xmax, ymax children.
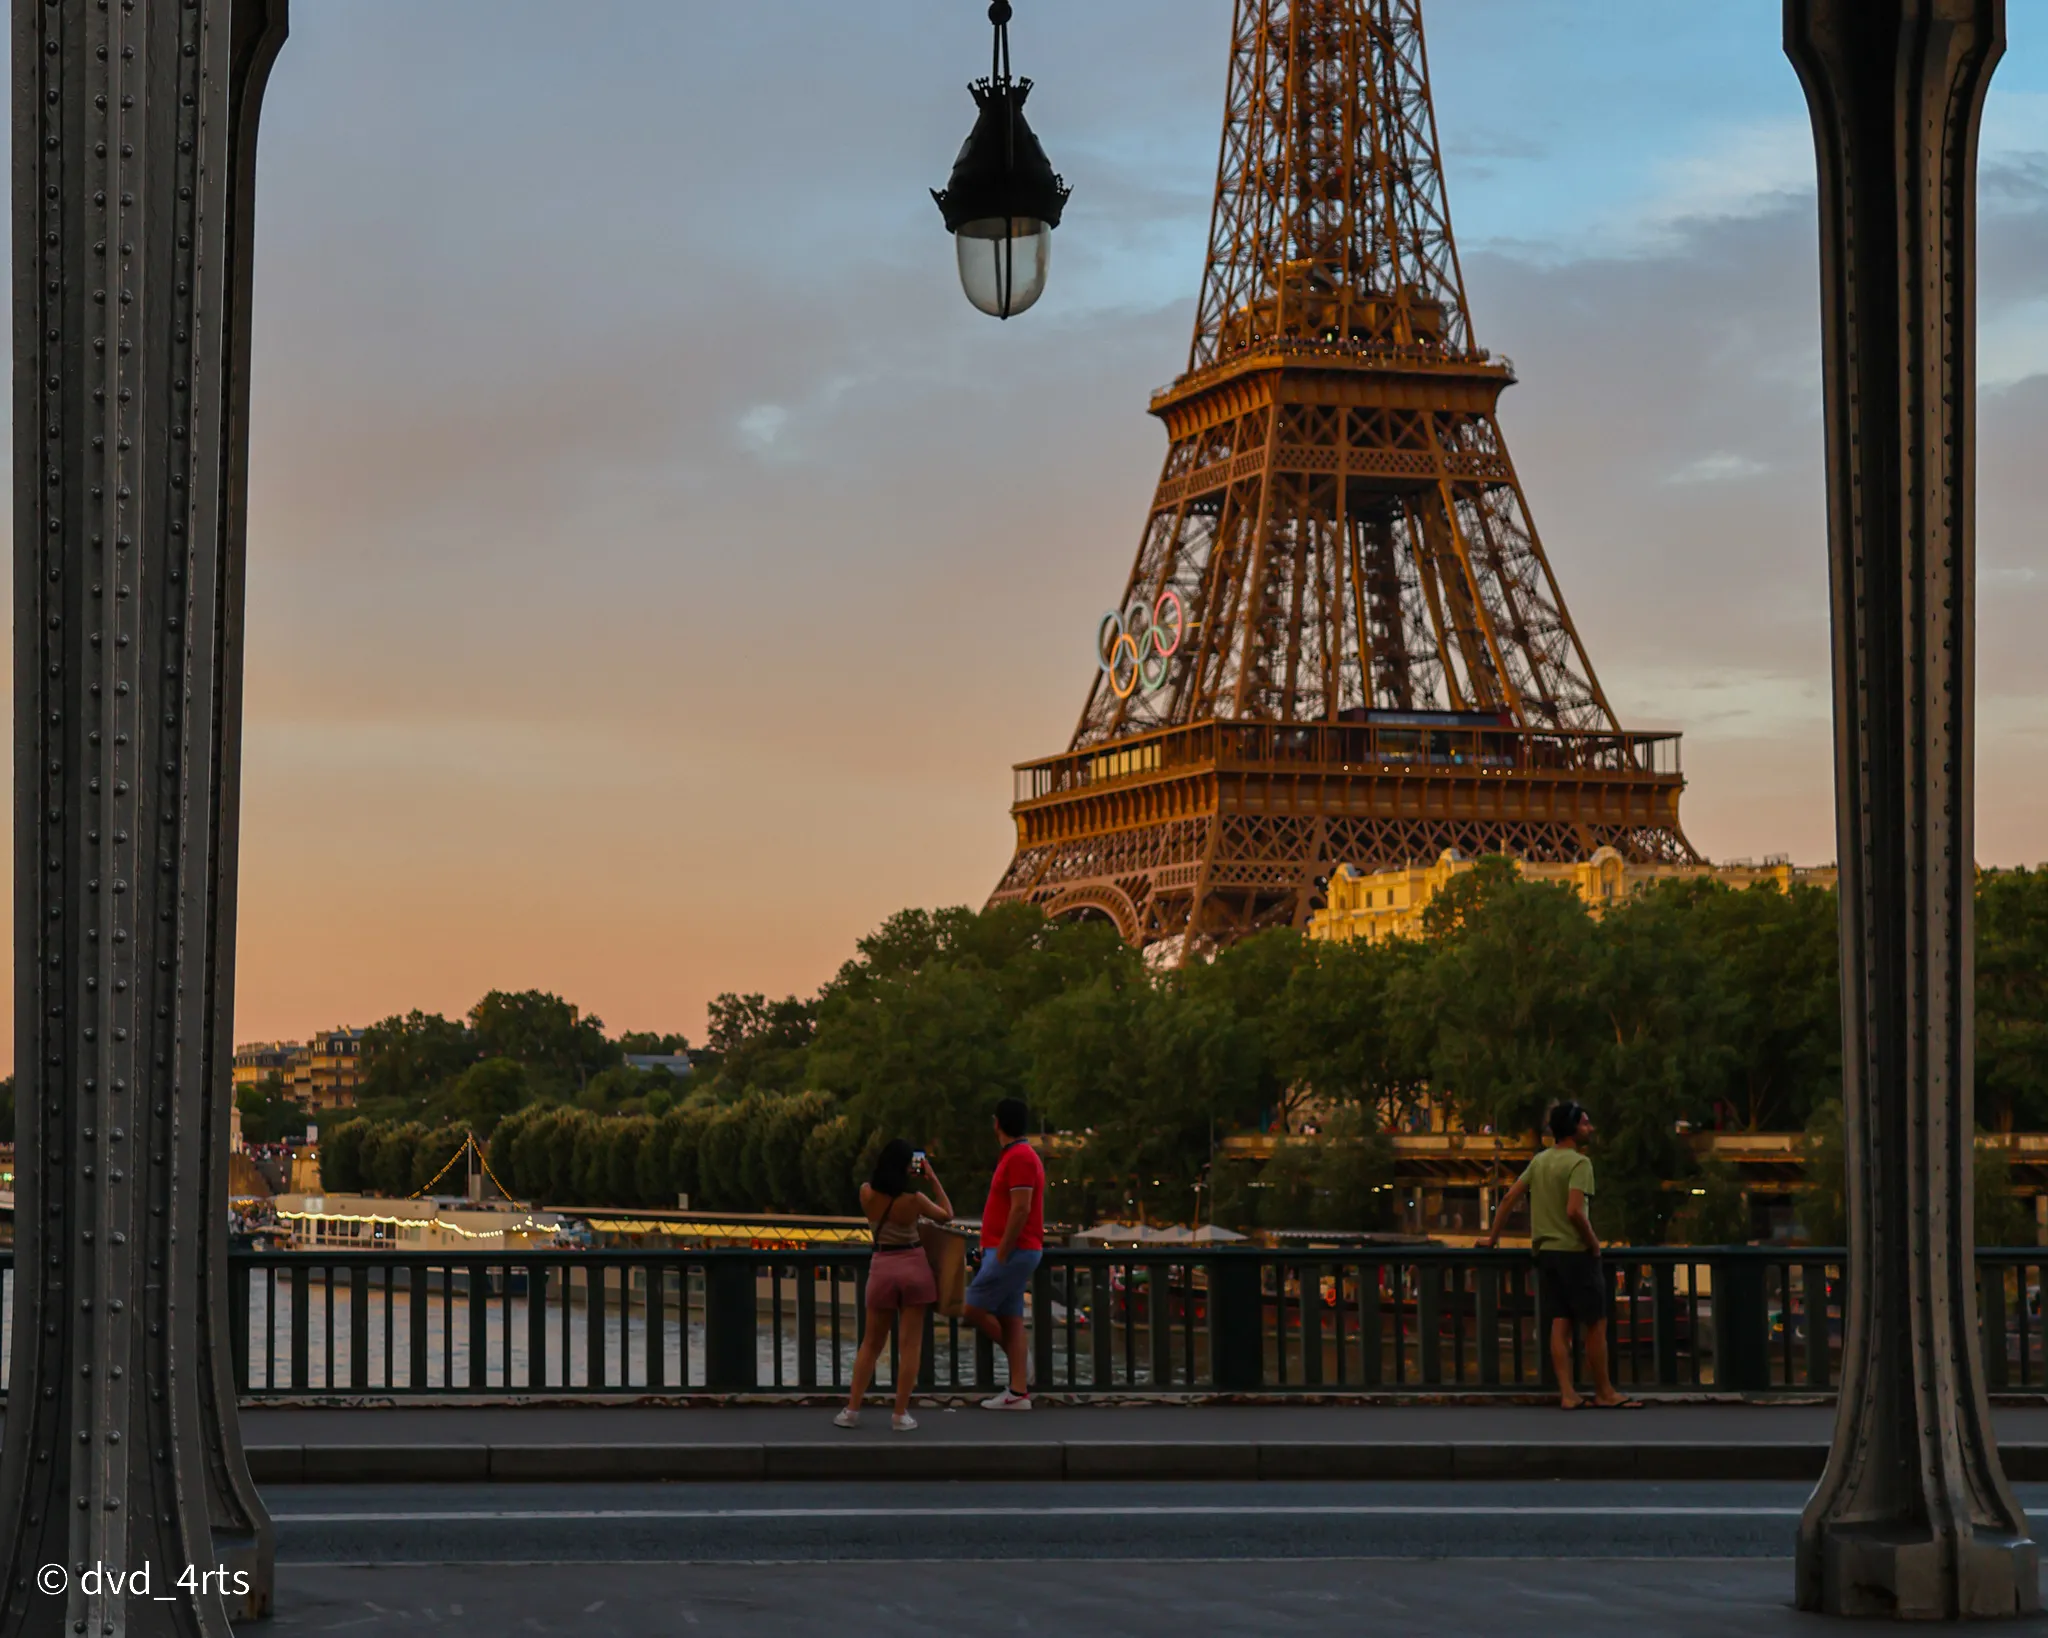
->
<box><xmin>1786</xmin><ymin>0</ymin><xmax>2039</xmax><ymax>1618</ymax></box>
<box><xmin>3</xmin><ymin>2</ymin><xmax>287</xmax><ymax>1633</ymax></box>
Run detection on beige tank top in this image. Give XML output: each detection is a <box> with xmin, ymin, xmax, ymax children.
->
<box><xmin>870</xmin><ymin>1191</ymin><xmax>920</xmax><ymax>1250</ymax></box>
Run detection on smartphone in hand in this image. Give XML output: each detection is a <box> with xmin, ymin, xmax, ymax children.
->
<box><xmin>912</xmin><ymin>1150</ymin><xmax>927</xmax><ymax>1174</ymax></box>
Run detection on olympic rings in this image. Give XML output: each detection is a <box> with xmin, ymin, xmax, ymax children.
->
<box><xmin>1097</xmin><ymin>590</ymin><xmax>1186</xmax><ymax>700</ymax></box>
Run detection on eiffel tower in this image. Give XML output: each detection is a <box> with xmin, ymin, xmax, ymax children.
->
<box><xmin>991</xmin><ymin>0</ymin><xmax>1697</xmax><ymax>953</ymax></box>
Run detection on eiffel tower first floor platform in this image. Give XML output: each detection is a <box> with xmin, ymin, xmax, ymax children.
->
<box><xmin>989</xmin><ymin>717</ymin><xmax>1697</xmax><ymax>950</ymax></box>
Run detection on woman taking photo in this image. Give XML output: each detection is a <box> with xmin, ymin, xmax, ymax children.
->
<box><xmin>836</xmin><ymin>1140</ymin><xmax>952</xmax><ymax>1431</ymax></box>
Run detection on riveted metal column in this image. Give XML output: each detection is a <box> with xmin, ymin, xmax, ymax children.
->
<box><xmin>2</xmin><ymin>2</ymin><xmax>287</xmax><ymax>1635</ymax></box>
<box><xmin>1786</xmin><ymin>0</ymin><xmax>2038</xmax><ymax>1619</ymax></box>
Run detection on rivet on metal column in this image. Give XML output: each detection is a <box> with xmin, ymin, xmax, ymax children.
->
<box><xmin>1785</xmin><ymin>0</ymin><xmax>2040</xmax><ymax>1617</ymax></box>
<box><xmin>1</xmin><ymin>0</ymin><xmax>289</xmax><ymax>1631</ymax></box>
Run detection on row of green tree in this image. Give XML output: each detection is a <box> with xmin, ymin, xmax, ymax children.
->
<box><xmin>235</xmin><ymin>988</ymin><xmax>694</xmax><ymax>1145</ymax></box>
<box><xmin>304</xmin><ymin>866</ymin><xmax>2046</xmax><ymax>1242</ymax></box>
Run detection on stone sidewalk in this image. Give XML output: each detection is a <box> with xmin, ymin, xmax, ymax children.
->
<box><xmin>238</xmin><ymin>1401</ymin><xmax>2048</xmax><ymax>1484</ymax></box>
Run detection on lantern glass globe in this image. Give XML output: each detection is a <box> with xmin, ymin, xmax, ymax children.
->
<box><xmin>955</xmin><ymin>215</ymin><xmax>1052</xmax><ymax>319</ymax></box>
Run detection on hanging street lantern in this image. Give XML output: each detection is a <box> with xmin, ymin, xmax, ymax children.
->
<box><xmin>933</xmin><ymin>1</ymin><xmax>1071</xmax><ymax>319</ymax></box>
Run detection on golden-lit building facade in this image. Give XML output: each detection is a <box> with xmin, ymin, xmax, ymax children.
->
<box><xmin>231</xmin><ymin>1027</ymin><xmax>366</xmax><ymax>1112</ymax></box>
<box><xmin>1307</xmin><ymin>847</ymin><xmax>1838</xmax><ymax>945</ymax></box>
<box><xmin>231</xmin><ymin>1041</ymin><xmax>296</xmax><ymax>1092</ymax></box>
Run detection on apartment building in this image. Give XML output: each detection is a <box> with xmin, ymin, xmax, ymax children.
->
<box><xmin>232</xmin><ymin>1027</ymin><xmax>366</xmax><ymax>1112</ymax></box>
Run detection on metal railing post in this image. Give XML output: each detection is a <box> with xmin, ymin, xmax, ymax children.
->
<box><xmin>350</xmin><ymin>1265</ymin><xmax>370</xmax><ymax>1391</ymax></box>
<box><xmin>1652</xmin><ymin>1262</ymin><xmax>1679</xmax><ymax>1388</ymax></box>
<box><xmin>1031</xmin><ymin>1260</ymin><xmax>1055</xmax><ymax>1389</ymax></box>
<box><xmin>1983</xmin><ymin>1260</ymin><xmax>2011</xmax><ymax>1394</ymax></box>
<box><xmin>1359</xmin><ymin>1259</ymin><xmax>1383</xmax><ymax>1388</ymax></box>
<box><xmin>525</xmin><ymin>1263</ymin><xmax>548</xmax><ymax>1391</ymax></box>
<box><xmin>797</xmin><ymin>1262</ymin><xmax>819</xmax><ymax>1391</ymax></box>
<box><xmin>1208</xmin><ymin>1253</ymin><xmax>1264</xmax><ymax>1392</ymax></box>
<box><xmin>1712</xmin><ymin>1254</ymin><xmax>1770</xmax><ymax>1393</ymax></box>
<box><xmin>1418</xmin><ymin>1262</ymin><xmax>1443</xmax><ymax>1387</ymax></box>
<box><xmin>229</xmin><ymin>1260</ymin><xmax>251</xmax><ymax>1395</ymax></box>
<box><xmin>1148</xmin><ymin>1260</ymin><xmax>1174</xmax><ymax>1388</ymax></box>
<box><xmin>646</xmin><ymin>1260</ymin><xmax>666</xmax><ymax>1391</ymax></box>
<box><xmin>1089</xmin><ymin>1262</ymin><xmax>1114</xmax><ymax>1389</ymax></box>
<box><xmin>704</xmin><ymin>1253</ymin><xmax>759</xmax><ymax>1393</ymax></box>
<box><xmin>1474</xmin><ymin>1261</ymin><xmax>1507</xmax><ymax>1392</ymax></box>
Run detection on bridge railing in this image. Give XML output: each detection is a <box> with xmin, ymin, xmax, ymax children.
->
<box><xmin>0</xmin><ymin>1246</ymin><xmax>2039</xmax><ymax>1398</ymax></box>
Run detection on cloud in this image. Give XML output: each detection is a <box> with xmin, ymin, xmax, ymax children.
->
<box><xmin>1614</xmin><ymin>118</ymin><xmax>1816</xmax><ymax>251</ymax></box>
<box><xmin>1664</xmin><ymin>452</ymin><xmax>1772</xmax><ymax>486</ymax></box>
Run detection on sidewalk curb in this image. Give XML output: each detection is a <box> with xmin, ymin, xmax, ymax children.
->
<box><xmin>243</xmin><ymin>1439</ymin><xmax>2006</xmax><ymax>1485</ymax></box>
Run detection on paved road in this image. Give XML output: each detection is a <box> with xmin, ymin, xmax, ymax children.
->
<box><xmin>242</xmin><ymin>1480</ymin><xmax>2048</xmax><ymax>1634</ymax></box>
<box><xmin>261</xmin><ymin>1559</ymin><xmax>2048</xmax><ymax>1637</ymax></box>
<box><xmin>267</xmin><ymin>1478</ymin><xmax>1865</xmax><ymax>1563</ymax></box>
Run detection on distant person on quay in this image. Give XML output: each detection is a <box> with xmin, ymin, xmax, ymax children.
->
<box><xmin>964</xmin><ymin>1096</ymin><xmax>1046</xmax><ymax>1411</ymax></box>
<box><xmin>1480</xmin><ymin>1101</ymin><xmax>1643</xmax><ymax>1410</ymax></box>
<box><xmin>837</xmin><ymin>1139</ymin><xmax>953</xmax><ymax>1432</ymax></box>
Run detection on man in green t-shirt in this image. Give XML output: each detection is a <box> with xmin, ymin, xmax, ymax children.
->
<box><xmin>1481</xmin><ymin>1101</ymin><xmax>1641</xmax><ymax>1409</ymax></box>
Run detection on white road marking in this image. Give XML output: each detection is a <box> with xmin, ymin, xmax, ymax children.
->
<box><xmin>275</xmin><ymin>1505</ymin><xmax>1805</xmax><ymax>1524</ymax></box>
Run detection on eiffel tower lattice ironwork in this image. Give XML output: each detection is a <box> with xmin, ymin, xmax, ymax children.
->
<box><xmin>991</xmin><ymin>0</ymin><xmax>1698</xmax><ymax>952</ymax></box>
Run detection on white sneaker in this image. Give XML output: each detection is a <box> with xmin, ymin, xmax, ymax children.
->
<box><xmin>892</xmin><ymin>1413</ymin><xmax>919</xmax><ymax>1432</ymax></box>
<box><xmin>980</xmin><ymin>1390</ymin><xmax>1032</xmax><ymax>1411</ymax></box>
<box><xmin>833</xmin><ymin>1408</ymin><xmax>860</xmax><ymax>1429</ymax></box>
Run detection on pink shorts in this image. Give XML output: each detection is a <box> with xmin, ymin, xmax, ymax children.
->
<box><xmin>866</xmin><ymin>1246</ymin><xmax>936</xmax><ymax>1310</ymax></box>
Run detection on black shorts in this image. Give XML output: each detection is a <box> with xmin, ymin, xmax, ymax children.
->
<box><xmin>1537</xmin><ymin>1250</ymin><xmax>1607</xmax><ymax>1327</ymax></box>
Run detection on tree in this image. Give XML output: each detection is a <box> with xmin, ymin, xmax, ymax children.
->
<box><xmin>410</xmin><ymin>1125</ymin><xmax>468</xmax><ymax>1195</ymax></box>
<box><xmin>1251</xmin><ymin>1112</ymin><xmax>1396</xmax><ymax>1231</ymax></box>
<box><xmin>511</xmin><ymin>1106</ymin><xmax>583</xmax><ymax>1202</ymax></box>
<box><xmin>1273</xmin><ymin>935</ymin><xmax>1428</xmax><ymax>1130</ymax></box>
<box><xmin>618</xmin><ymin>1030</ymin><xmax>691</xmax><ymax>1057</ymax></box>
<box><xmin>747</xmin><ymin>1091</ymin><xmax>833</xmax><ymax>1213</ymax></box>
<box><xmin>1978</xmin><ymin>868</ymin><xmax>2048</xmax><ymax>1132</ymax></box>
<box><xmin>469</xmin><ymin>990</ymin><xmax>616</xmax><ymax>1090</ymax></box>
<box><xmin>569</xmin><ymin>1112</ymin><xmax>612</xmax><ymax>1202</ymax></box>
<box><xmin>801</xmin><ymin>1114</ymin><xmax>869</xmax><ymax>1215</ymax></box>
<box><xmin>1799</xmin><ymin>1100</ymin><xmax>1846</xmax><ymax>1245</ymax></box>
<box><xmin>1025</xmin><ymin>971</ymin><xmax>1262</xmax><ymax>1224</ymax></box>
<box><xmin>814</xmin><ymin>961</ymin><xmax>1024</xmax><ymax>1177</ymax></box>
<box><xmin>1180</xmin><ymin>929</ymin><xmax>1312</xmax><ymax>1132</ymax></box>
<box><xmin>1581</xmin><ymin>886</ymin><xmax>1737</xmax><ymax>1245</ymax></box>
<box><xmin>365</xmin><ymin>1123</ymin><xmax>428</xmax><ymax>1197</ymax></box>
<box><xmin>1635</xmin><ymin>878</ymin><xmax>1839</xmax><ymax>1131</ymax></box>
<box><xmin>698</xmin><ymin>1101</ymin><xmax>757</xmax><ymax>1211</ymax></box>
<box><xmin>578</xmin><ymin>1063</ymin><xmax>654</xmax><ymax>1114</ymax></box>
<box><xmin>319</xmin><ymin>1119</ymin><xmax>372</xmax><ymax>1193</ymax></box>
<box><xmin>1683</xmin><ymin>1155</ymin><xmax>1751</xmax><ymax>1246</ymax></box>
<box><xmin>1976</xmin><ymin>1138</ymin><xmax>2031</xmax><ymax>1248</ymax></box>
<box><xmin>446</xmin><ymin>1057</ymin><xmax>528</xmax><ymax>1134</ymax></box>
<box><xmin>605</xmin><ymin>1117</ymin><xmax>656</xmax><ymax>1208</ymax></box>
<box><xmin>235</xmin><ymin>1073</ymin><xmax>309</xmax><ymax>1145</ymax></box>
<box><xmin>1398</xmin><ymin>859</ymin><xmax>1604</xmax><ymax>1138</ymax></box>
<box><xmin>660</xmin><ymin>1105</ymin><xmax>716</xmax><ymax>1208</ymax></box>
<box><xmin>698</xmin><ymin>993</ymin><xmax>817</xmax><ymax>1096</ymax></box>
<box><xmin>486</xmin><ymin>1105</ymin><xmax>544</xmax><ymax>1198</ymax></box>
<box><xmin>359</xmin><ymin>1010</ymin><xmax>477</xmax><ymax>1108</ymax></box>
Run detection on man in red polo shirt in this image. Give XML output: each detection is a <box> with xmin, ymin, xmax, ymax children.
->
<box><xmin>963</xmin><ymin>1097</ymin><xmax>1045</xmax><ymax>1410</ymax></box>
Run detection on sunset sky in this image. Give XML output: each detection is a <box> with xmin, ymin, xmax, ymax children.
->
<box><xmin>8</xmin><ymin>1</ymin><xmax>2048</xmax><ymax>1065</ymax></box>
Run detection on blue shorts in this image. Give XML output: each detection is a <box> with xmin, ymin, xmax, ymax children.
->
<box><xmin>965</xmin><ymin>1247</ymin><xmax>1042</xmax><ymax>1319</ymax></box>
